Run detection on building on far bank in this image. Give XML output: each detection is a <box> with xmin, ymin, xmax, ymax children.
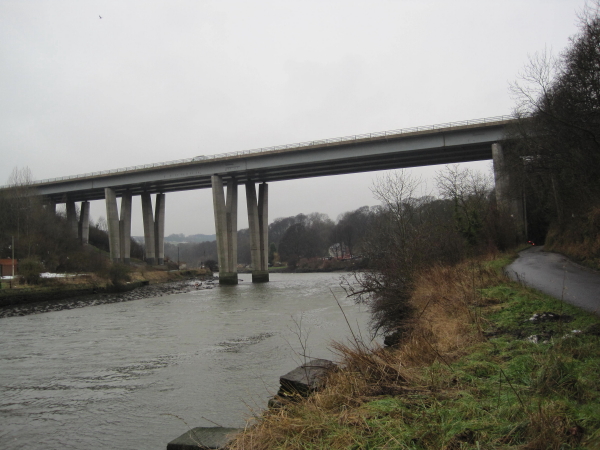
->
<box><xmin>0</xmin><ymin>259</ymin><xmax>18</xmax><ymax>277</ymax></box>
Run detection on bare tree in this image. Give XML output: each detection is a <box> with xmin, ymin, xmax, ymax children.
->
<box><xmin>435</xmin><ymin>165</ymin><xmax>493</xmax><ymax>246</ymax></box>
<box><xmin>505</xmin><ymin>0</ymin><xmax>600</xmax><ymax>235</ymax></box>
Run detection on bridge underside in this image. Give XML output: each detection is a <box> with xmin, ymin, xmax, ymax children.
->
<box><xmin>38</xmin><ymin>141</ymin><xmax>494</xmax><ymax>204</ymax></box>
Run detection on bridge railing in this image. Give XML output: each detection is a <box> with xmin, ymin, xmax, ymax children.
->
<box><xmin>11</xmin><ymin>115</ymin><xmax>514</xmax><ymax>187</ymax></box>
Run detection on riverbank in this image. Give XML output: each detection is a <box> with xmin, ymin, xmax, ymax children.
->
<box><xmin>0</xmin><ymin>268</ymin><xmax>214</xmax><ymax>318</ymax></box>
<box><xmin>228</xmin><ymin>252</ymin><xmax>600</xmax><ymax>449</ymax></box>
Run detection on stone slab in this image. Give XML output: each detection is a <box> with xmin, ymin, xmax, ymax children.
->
<box><xmin>167</xmin><ymin>427</ymin><xmax>241</xmax><ymax>450</ymax></box>
<box><xmin>279</xmin><ymin>358</ymin><xmax>336</xmax><ymax>396</ymax></box>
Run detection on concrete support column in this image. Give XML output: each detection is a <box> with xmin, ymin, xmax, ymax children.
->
<box><xmin>154</xmin><ymin>193</ymin><xmax>165</xmax><ymax>265</ymax></box>
<box><xmin>246</xmin><ymin>181</ymin><xmax>269</xmax><ymax>282</ymax></box>
<box><xmin>78</xmin><ymin>201</ymin><xmax>90</xmax><ymax>245</ymax></box>
<box><xmin>46</xmin><ymin>199</ymin><xmax>57</xmax><ymax>214</ymax></box>
<box><xmin>225</xmin><ymin>181</ymin><xmax>237</xmax><ymax>276</ymax></box>
<box><xmin>492</xmin><ymin>143</ymin><xmax>525</xmax><ymax>239</ymax></box>
<box><xmin>105</xmin><ymin>188</ymin><xmax>121</xmax><ymax>263</ymax></box>
<box><xmin>66</xmin><ymin>200</ymin><xmax>78</xmax><ymax>237</ymax></box>
<box><xmin>258</xmin><ymin>182</ymin><xmax>269</xmax><ymax>276</ymax></box>
<box><xmin>120</xmin><ymin>193</ymin><xmax>132</xmax><ymax>264</ymax></box>
<box><xmin>141</xmin><ymin>193</ymin><xmax>156</xmax><ymax>265</ymax></box>
<box><xmin>212</xmin><ymin>175</ymin><xmax>238</xmax><ymax>285</ymax></box>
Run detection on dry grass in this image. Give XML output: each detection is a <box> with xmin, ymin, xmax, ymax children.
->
<box><xmin>400</xmin><ymin>258</ymin><xmax>504</xmax><ymax>365</ymax></box>
<box><xmin>545</xmin><ymin>206</ymin><xmax>600</xmax><ymax>270</ymax></box>
<box><xmin>228</xmin><ymin>256</ymin><xmax>506</xmax><ymax>450</ymax></box>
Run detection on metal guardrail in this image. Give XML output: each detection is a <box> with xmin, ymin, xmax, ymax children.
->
<box><xmin>6</xmin><ymin>115</ymin><xmax>513</xmax><ymax>188</ymax></box>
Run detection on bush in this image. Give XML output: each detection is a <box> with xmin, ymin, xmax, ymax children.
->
<box><xmin>204</xmin><ymin>259</ymin><xmax>218</xmax><ymax>272</ymax></box>
<box><xmin>108</xmin><ymin>263</ymin><xmax>131</xmax><ymax>286</ymax></box>
<box><xmin>19</xmin><ymin>258</ymin><xmax>44</xmax><ymax>285</ymax></box>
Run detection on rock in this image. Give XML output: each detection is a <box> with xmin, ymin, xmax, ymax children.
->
<box><xmin>166</xmin><ymin>427</ymin><xmax>241</xmax><ymax>450</ymax></box>
<box><xmin>267</xmin><ymin>395</ymin><xmax>289</xmax><ymax>409</ymax></box>
<box><xmin>278</xmin><ymin>359</ymin><xmax>336</xmax><ymax>397</ymax></box>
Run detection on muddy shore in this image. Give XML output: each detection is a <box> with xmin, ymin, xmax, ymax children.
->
<box><xmin>0</xmin><ymin>278</ymin><xmax>216</xmax><ymax>319</ymax></box>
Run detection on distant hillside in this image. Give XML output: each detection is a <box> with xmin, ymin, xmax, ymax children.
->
<box><xmin>165</xmin><ymin>233</ymin><xmax>216</xmax><ymax>243</ymax></box>
<box><xmin>133</xmin><ymin>233</ymin><xmax>216</xmax><ymax>243</ymax></box>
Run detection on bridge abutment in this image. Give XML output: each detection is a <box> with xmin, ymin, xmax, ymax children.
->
<box><xmin>212</xmin><ymin>175</ymin><xmax>238</xmax><ymax>285</ymax></box>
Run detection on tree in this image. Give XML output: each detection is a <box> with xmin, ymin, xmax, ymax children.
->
<box><xmin>506</xmin><ymin>1</ymin><xmax>600</xmax><ymax>235</ymax></box>
<box><xmin>333</xmin><ymin>206</ymin><xmax>373</xmax><ymax>257</ymax></box>
<box><xmin>268</xmin><ymin>242</ymin><xmax>277</xmax><ymax>265</ymax></box>
<box><xmin>344</xmin><ymin>170</ymin><xmax>428</xmax><ymax>336</ymax></box>
<box><xmin>277</xmin><ymin>222</ymin><xmax>327</xmax><ymax>268</ymax></box>
<box><xmin>435</xmin><ymin>165</ymin><xmax>493</xmax><ymax>247</ymax></box>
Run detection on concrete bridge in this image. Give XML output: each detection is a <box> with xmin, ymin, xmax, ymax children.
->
<box><xmin>8</xmin><ymin>115</ymin><xmax>516</xmax><ymax>284</ymax></box>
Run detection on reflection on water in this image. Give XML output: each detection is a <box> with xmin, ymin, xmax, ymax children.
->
<box><xmin>0</xmin><ymin>272</ymin><xmax>371</xmax><ymax>450</ymax></box>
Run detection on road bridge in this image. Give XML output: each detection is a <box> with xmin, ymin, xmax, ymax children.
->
<box><xmin>5</xmin><ymin>115</ymin><xmax>517</xmax><ymax>284</ymax></box>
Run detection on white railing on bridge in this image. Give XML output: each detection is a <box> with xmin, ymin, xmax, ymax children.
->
<box><xmin>7</xmin><ymin>115</ymin><xmax>513</xmax><ymax>188</ymax></box>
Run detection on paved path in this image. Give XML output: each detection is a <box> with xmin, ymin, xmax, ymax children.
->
<box><xmin>505</xmin><ymin>246</ymin><xmax>600</xmax><ymax>315</ymax></box>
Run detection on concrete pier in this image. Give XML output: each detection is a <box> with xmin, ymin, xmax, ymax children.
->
<box><xmin>119</xmin><ymin>193</ymin><xmax>132</xmax><ymax>263</ymax></box>
<box><xmin>78</xmin><ymin>201</ymin><xmax>90</xmax><ymax>244</ymax></box>
<box><xmin>66</xmin><ymin>200</ymin><xmax>78</xmax><ymax>237</ymax></box>
<box><xmin>141</xmin><ymin>193</ymin><xmax>156</xmax><ymax>265</ymax></box>
<box><xmin>212</xmin><ymin>175</ymin><xmax>238</xmax><ymax>285</ymax></box>
<box><xmin>46</xmin><ymin>199</ymin><xmax>56</xmax><ymax>214</ymax></box>
<box><xmin>246</xmin><ymin>182</ymin><xmax>269</xmax><ymax>282</ymax></box>
<box><xmin>105</xmin><ymin>188</ymin><xmax>121</xmax><ymax>262</ymax></box>
<box><xmin>154</xmin><ymin>193</ymin><xmax>165</xmax><ymax>265</ymax></box>
<box><xmin>258</xmin><ymin>182</ymin><xmax>269</xmax><ymax>281</ymax></box>
<box><xmin>492</xmin><ymin>143</ymin><xmax>525</xmax><ymax>238</ymax></box>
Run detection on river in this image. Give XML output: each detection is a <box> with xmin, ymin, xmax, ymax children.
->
<box><xmin>0</xmin><ymin>272</ymin><xmax>372</xmax><ymax>450</ymax></box>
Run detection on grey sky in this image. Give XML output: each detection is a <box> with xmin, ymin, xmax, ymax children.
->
<box><xmin>0</xmin><ymin>1</ymin><xmax>585</xmax><ymax>236</ymax></box>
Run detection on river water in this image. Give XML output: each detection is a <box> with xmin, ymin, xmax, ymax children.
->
<box><xmin>0</xmin><ymin>273</ymin><xmax>372</xmax><ymax>450</ymax></box>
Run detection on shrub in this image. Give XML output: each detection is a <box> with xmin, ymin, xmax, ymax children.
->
<box><xmin>108</xmin><ymin>263</ymin><xmax>131</xmax><ymax>286</ymax></box>
<box><xmin>204</xmin><ymin>259</ymin><xmax>218</xmax><ymax>272</ymax></box>
<box><xmin>19</xmin><ymin>258</ymin><xmax>44</xmax><ymax>285</ymax></box>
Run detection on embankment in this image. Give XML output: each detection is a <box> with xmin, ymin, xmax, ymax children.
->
<box><xmin>227</xmin><ymin>253</ymin><xmax>600</xmax><ymax>449</ymax></box>
<box><xmin>0</xmin><ymin>269</ymin><xmax>213</xmax><ymax>318</ymax></box>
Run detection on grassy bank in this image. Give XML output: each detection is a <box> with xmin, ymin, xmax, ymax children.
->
<box><xmin>229</xmin><ymin>253</ymin><xmax>600</xmax><ymax>449</ymax></box>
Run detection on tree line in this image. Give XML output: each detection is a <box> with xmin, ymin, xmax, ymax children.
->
<box><xmin>505</xmin><ymin>1</ymin><xmax>600</xmax><ymax>250</ymax></box>
<box><xmin>0</xmin><ymin>167</ymin><xmax>144</xmax><ymax>282</ymax></box>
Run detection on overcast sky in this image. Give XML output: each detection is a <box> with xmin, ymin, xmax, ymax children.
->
<box><xmin>0</xmin><ymin>0</ymin><xmax>587</xmax><ymax>236</ymax></box>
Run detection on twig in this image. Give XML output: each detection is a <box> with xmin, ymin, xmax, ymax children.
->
<box><xmin>330</xmin><ymin>287</ymin><xmax>361</xmax><ymax>348</ymax></box>
<box><xmin>202</xmin><ymin>416</ymin><xmax>224</xmax><ymax>427</ymax></box>
<box><xmin>498</xmin><ymin>368</ymin><xmax>526</xmax><ymax>409</ymax></box>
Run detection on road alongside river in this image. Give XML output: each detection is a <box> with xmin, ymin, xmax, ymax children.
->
<box><xmin>505</xmin><ymin>246</ymin><xmax>600</xmax><ymax>315</ymax></box>
<box><xmin>0</xmin><ymin>272</ymin><xmax>371</xmax><ymax>450</ymax></box>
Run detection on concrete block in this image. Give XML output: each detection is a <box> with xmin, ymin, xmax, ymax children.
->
<box><xmin>167</xmin><ymin>427</ymin><xmax>241</xmax><ymax>450</ymax></box>
<box><xmin>279</xmin><ymin>359</ymin><xmax>336</xmax><ymax>396</ymax></box>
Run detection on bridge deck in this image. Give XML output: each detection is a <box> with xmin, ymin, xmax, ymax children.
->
<box><xmin>11</xmin><ymin>117</ymin><xmax>515</xmax><ymax>202</ymax></box>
